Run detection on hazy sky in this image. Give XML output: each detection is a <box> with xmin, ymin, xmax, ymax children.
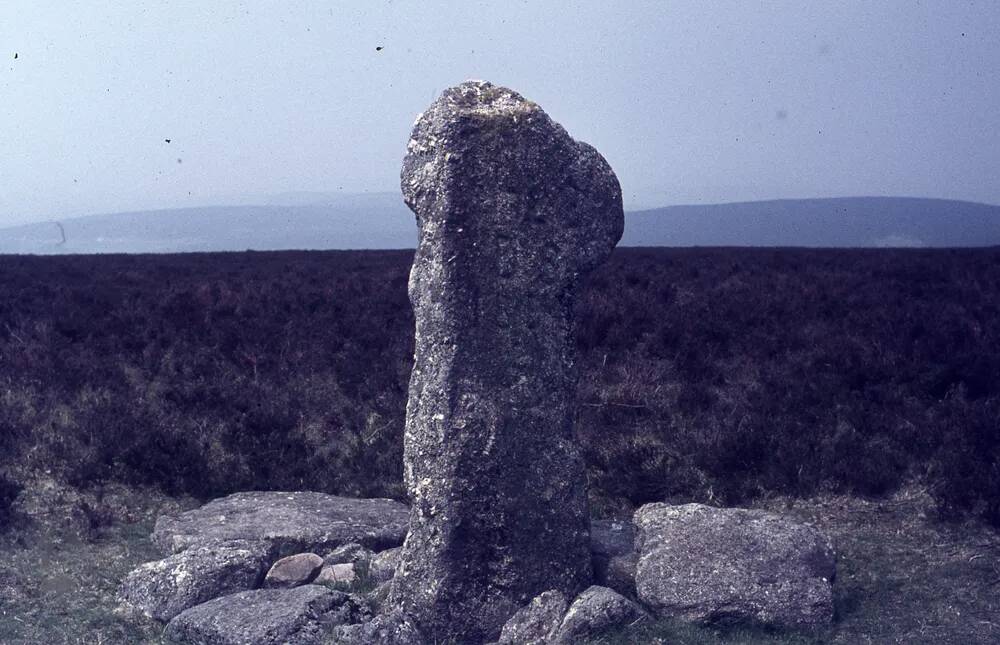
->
<box><xmin>2</xmin><ymin>1</ymin><xmax>998</xmax><ymax>226</ymax></box>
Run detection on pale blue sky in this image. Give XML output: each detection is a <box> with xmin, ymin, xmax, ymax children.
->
<box><xmin>1</xmin><ymin>1</ymin><xmax>998</xmax><ymax>226</ymax></box>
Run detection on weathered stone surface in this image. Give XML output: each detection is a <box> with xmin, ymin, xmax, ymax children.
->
<box><xmin>389</xmin><ymin>80</ymin><xmax>624</xmax><ymax>642</ymax></box>
<box><xmin>163</xmin><ymin>585</ymin><xmax>353</xmax><ymax>645</ymax></box>
<box><xmin>368</xmin><ymin>580</ymin><xmax>392</xmax><ymax>609</ymax></box>
<box><xmin>323</xmin><ymin>543</ymin><xmax>374</xmax><ymax>566</ymax></box>
<box><xmin>368</xmin><ymin>546</ymin><xmax>402</xmax><ymax>584</ymax></box>
<box><xmin>315</xmin><ymin>563</ymin><xmax>357</xmax><ymax>586</ymax></box>
<box><xmin>634</xmin><ymin>503</ymin><xmax>837</xmax><ymax>629</ymax></box>
<box><xmin>551</xmin><ymin>585</ymin><xmax>646</xmax><ymax>644</ymax></box>
<box><xmin>327</xmin><ymin>609</ymin><xmax>425</xmax><ymax>645</ymax></box>
<box><xmin>152</xmin><ymin>491</ymin><xmax>409</xmax><ymax>557</ymax></box>
<box><xmin>263</xmin><ymin>553</ymin><xmax>324</xmax><ymax>589</ymax></box>
<box><xmin>495</xmin><ymin>586</ymin><xmax>644</xmax><ymax>645</ymax></box>
<box><xmin>497</xmin><ymin>590</ymin><xmax>569</xmax><ymax>645</ymax></box>
<box><xmin>118</xmin><ymin>540</ymin><xmax>272</xmax><ymax>621</ymax></box>
<box><xmin>590</xmin><ymin>519</ymin><xmax>638</xmax><ymax>598</ymax></box>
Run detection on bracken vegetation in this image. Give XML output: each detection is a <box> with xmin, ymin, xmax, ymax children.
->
<box><xmin>1</xmin><ymin>248</ymin><xmax>998</xmax><ymax>526</ymax></box>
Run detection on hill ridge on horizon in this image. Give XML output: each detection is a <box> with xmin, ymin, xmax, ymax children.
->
<box><xmin>1</xmin><ymin>195</ymin><xmax>999</xmax><ymax>254</ymax></box>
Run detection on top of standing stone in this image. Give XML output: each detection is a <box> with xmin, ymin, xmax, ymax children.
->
<box><xmin>421</xmin><ymin>80</ymin><xmax>537</xmax><ymax>120</ymax></box>
<box><xmin>405</xmin><ymin>81</ymin><xmax>545</xmax><ymax>158</ymax></box>
<box><xmin>402</xmin><ymin>80</ymin><xmax>624</xmax><ymax>277</ymax></box>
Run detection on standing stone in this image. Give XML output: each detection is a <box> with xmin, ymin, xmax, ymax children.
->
<box><xmin>389</xmin><ymin>81</ymin><xmax>624</xmax><ymax>642</ymax></box>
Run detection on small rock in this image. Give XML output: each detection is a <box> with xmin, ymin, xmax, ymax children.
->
<box><xmin>551</xmin><ymin>585</ymin><xmax>646</xmax><ymax>643</ymax></box>
<box><xmin>368</xmin><ymin>546</ymin><xmax>402</xmax><ymax>584</ymax></box>
<box><xmin>315</xmin><ymin>563</ymin><xmax>357</xmax><ymax>586</ymax></box>
<box><xmin>497</xmin><ymin>590</ymin><xmax>568</xmax><ymax>645</ymax></box>
<box><xmin>328</xmin><ymin>609</ymin><xmax>424</xmax><ymax>645</ymax></box>
<box><xmin>323</xmin><ymin>543</ymin><xmax>374</xmax><ymax>566</ymax></box>
<box><xmin>634</xmin><ymin>503</ymin><xmax>837</xmax><ymax>629</ymax></box>
<box><xmin>118</xmin><ymin>540</ymin><xmax>273</xmax><ymax>621</ymax></box>
<box><xmin>264</xmin><ymin>553</ymin><xmax>323</xmax><ymax>589</ymax></box>
<box><xmin>164</xmin><ymin>585</ymin><xmax>352</xmax><ymax>645</ymax></box>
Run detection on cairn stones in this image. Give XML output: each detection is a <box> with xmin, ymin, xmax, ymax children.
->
<box><xmin>389</xmin><ymin>81</ymin><xmax>624</xmax><ymax>641</ymax></box>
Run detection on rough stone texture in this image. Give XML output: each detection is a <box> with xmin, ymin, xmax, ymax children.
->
<box><xmin>590</xmin><ymin>519</ymin><xmax>638</xmax><ymax>598</ymax></box>
<box><xmin>389</xmin><ymin>80</ymin><xmax>624</xmax><ymax>643</ymax></box>
<box><xmin>368</xmin><ymin>580</ymin><xmax>392</xmax><ymax>609</ymax></box>
<box><xmin>551</xmin><ymin>585</ymin><xmax>646</xmax><ymax>644</ymax></box>
<box><xmin>327</xmin><ymin>609</ymin><xmax>425</xmax><ymax>645</ymax></box>
<box><xmin>163</xmin><ymin>585</ymin><xmax>353</xmax><ymax>645</ymax></box>
<box><xmin>323</xmin><ymin>543</ymin><xmax>374</xmax><ymax>566</ymax></box>
<box><xmin>494</xmin><ymin>586</ymin><xmax>644</xmax><ymax>645</ymax></box>
<box><xmin>634</xmin><ymin>503</ymin><xmax>837</xmax><ymax>629</ymax></box>
<box><xmin>497</xmin><ymin>590</ymin><xmax>569</xmax><ymax>645</ymax></box>
<box><xmin>118</xmin><ymin>539</ymin><xmax>273</xmax><ymax>622</ymax></box>
<box><xmin>263</xmin><ymin>553</ymin><xmax>324</xmax><ymax>589</ymax></box>
<box><xmin>315</xmin><ymin>563</ymin><xmax>357</xmax><ymax>586</ymax></box>
<box><xmin>369</xmin><ymin>546</ymin><xmax>402</xmax><ymax>584</ymax></box>
<box><xmin>152</xmin><ymin>491</ymin><xmax>409</xmax><ymax>557</ymax></box>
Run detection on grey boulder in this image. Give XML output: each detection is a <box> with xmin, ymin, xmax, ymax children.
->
<box><xmin>152</xmin><ymin>491</ymin><xmax>409</xmax><ymax>556</ymax></box>
<box><xmin>634</xmin><ymin>503</ymin><xmax>837</xmax><ymax>629</ymax></box>
<box><xmin>497</xmin><ymin>590</ymin><xmax>569</xmax><ymax>645</ymax></box>
<box><xmin>552</xmin><ymin>585</ymin><xmax>646</xmax><ymax>643</ymax></box>
<box><xmin>163</xmin><ymin>585</ymin><xmax>359</xmax><ymax>645</ymax></box>
<box><xmin>118</xmin><ymin>540</ymin><xmax>273</xmax><ymax>621</ymax></box>
<box><xmin>315</xmin><ymin>563</ymin><xmax>357</xmax><ymax>586</ymax></box>
<box><xmin>496</xmin><ymin>586</ymin><xmax>645</xmax><ymax>645</ymax></box>
<box><xmin>263</xmin><ymin>553</ymin><xmax>324</xmax><ymax>589</ymax></box>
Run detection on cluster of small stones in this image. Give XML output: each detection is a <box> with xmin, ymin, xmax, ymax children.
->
<box><xmin>119</xmin><ymin>495</ymin><xmax>835</xmax><ymax>644</ymax></box>
<box><xmin>118</xmin><ymin>82</ymin><xmax>838</xmax><ymax>645</ymax></box>
<box><xmin>117</xmin><ymin>491</ymin><xmax>411</xmax><ymax>643</ymax></box>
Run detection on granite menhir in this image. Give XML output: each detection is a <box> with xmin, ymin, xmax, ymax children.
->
<box><xmin>388</xmin><ymin>80</ymin><xmax>624</xmax><ymax>642</ymax></box>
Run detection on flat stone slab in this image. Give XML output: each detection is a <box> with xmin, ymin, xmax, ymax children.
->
<box><xmin>152</xmin><ymin>491</ymin><xmax>409</xmax><ymax>557</ymax></box>
<box><xmin>634</xmin><ymin>503</ymin><xmax>836</xmax><ymax>629</ymax></box>
<box><xmin>163</xmin><ymin>585</ymin><xmax>356</xmax><ymax>645</ymax></box>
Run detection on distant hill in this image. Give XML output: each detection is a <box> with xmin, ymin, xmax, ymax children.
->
<box><xmin>1</xmin><ymin>196</ymin><xmax>997</xmax><ymax>254</ymax></box>
<box><xmin>0</xmin><ymin>193</ymin><xmax>415</xmax><ymax>255</ymax></box>
<box><xmin>622</xmin><ymin>197</ymin><xmax>1000</xmax><ymax>248</ymax></box>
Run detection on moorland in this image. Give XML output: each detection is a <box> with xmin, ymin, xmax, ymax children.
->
<box><xmin>1</xmin><ymin>247</ymin><xmax>999</xmax><ymax>643</ymax></box>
